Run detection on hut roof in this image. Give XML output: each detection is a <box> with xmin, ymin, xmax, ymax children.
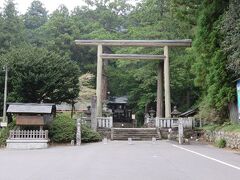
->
<box><xmin>180</xmin><ymin>107</ymin><xmax>198</xmax><ymax>117</ymax></box>
<box><xmin>7</xmin><ymin>103</ymin><xmax>55</xmax><ymax>114</ymax></box>
<box><xmin>107</xmin><ymin>96</ymin><xmax>128</xmax><ymax>104</ymax></box>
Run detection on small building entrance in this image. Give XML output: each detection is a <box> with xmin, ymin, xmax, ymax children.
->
<box><xmin>107</xmin><ymin>96</ymin><xmax>133</xmax><ymax>127</ymax></box>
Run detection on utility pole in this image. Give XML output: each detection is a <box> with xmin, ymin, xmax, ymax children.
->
<box><xmin>2</xmin><ymin>65</ymin><xmax>8</xmax><ymax>126</ymax></box>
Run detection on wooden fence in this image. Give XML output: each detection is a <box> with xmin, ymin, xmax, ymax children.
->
<box><xmin>97</xmin><ymin>117</ymin><xmax>113</xmax><ymax>128</ymax></box>
<box><xmin>8</xmin><ymin>130</ymin><xmax>48</xmax><ymax>139</ymax></box>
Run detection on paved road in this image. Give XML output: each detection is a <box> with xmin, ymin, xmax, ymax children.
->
<box><xmin>0</xmin><ymin>140</ymin><xmax>240</xmax><ymax>180</ymax></box>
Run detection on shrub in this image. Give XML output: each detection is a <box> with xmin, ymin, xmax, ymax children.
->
<box><xmin>0</xmin><ymin>128</ymin><xmax>9</xmax><ymax>147</ymax></box>
<box><xmin>49</xmin><ymin>114</ymin><xmax>102</xmax><ymax>143</ymax></box>
<box><xmin>49</xmin><ymin>114</ymin><xmax>76</xmax><ymax>143</ymax></box>
<box><xmin>0</xmin><ymin>121</ymin><xmax>16</xmax><ymax>147</ymax></box>
<box><xmin>81</xmin><ymin>124</ymin><xmax>102</xmax><ymax>143</ymax></box>
<box><xmin>215</xmin><ymin>138</ymin><xmax>226</xmax><ymax>148</ymax></box>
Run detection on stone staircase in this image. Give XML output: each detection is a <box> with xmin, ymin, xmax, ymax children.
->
<box><xmin>111</xmin><ymin>128</ymin><xmax>161</xmax><ymax>140</ymax></box>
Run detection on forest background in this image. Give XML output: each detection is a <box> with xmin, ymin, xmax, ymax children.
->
<box><xmin>0</xmin><ymin>0</ymin><xmax>239</xmax><ymax>124</ymax></box>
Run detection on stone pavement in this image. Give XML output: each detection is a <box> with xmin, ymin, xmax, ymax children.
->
<box><xmin>0</xmin><ymin>140</ymin><xmax>240</xmax><ymax>180</ymax></box>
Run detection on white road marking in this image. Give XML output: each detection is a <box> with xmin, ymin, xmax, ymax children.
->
<box><xmin>173</xmin><ymin>144</ymin><xmax>240</xmax><ymax>171</ymax></box>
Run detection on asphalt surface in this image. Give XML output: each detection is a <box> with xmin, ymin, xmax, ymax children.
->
<box><xmin>0</xmin><ymin>140</ymin><xmax>240</xmax><ymax>180</ymax></box>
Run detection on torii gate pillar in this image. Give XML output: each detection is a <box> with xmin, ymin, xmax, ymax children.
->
<box><xmin>164</xmin><ymin>46</ymin><xmax>171</xmax><ymax>117</ymax></box>
<box><xmin>96</xmin><ymin>44</ymin><xmax>103</xmax><ymax>117</ymax></box>
<box><xmin>156</xmin><ymin>62</ymin><xmax>164</xmax><ymax>117</ymax></box>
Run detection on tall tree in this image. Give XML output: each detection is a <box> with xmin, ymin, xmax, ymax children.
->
<box><xmin>221</xmin><ymin>0</ymin><xmax>240</xmax><ymax>78</ymax></box>
<box><xmin>38</xmin><ymin>5</ymin><xmax>80</xmax><ymax>57</ymax></box>
<box><xmin>71</xmin><ymin>0</ymin><xmax>130</xmax><ymax>73</ymax></box>
<box><xmin>24</xmin><ymin>0</ymin><xmax>48</xmax><ymax>29</ymax></box>
<box><xmin>0</xmin><ymin>44</ymin><xmax>80</xmax><ymax>104</ymax></box>
<box><xmin>192</xmin><ymin>0</ymin><xmax>234</xmax><ymax>121</ymax></box>
<box><xmin>0</xmin><ymin>0</ymin><xmax>25</xmax><ymax>53</ymax></box>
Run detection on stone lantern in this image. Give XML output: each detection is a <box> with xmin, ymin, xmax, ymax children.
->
<box><xmin>147</xmin><ymin>108</ymin><xmax>156</xmax><ymax>128</ymax></box>
<box><xmin>149</xmin><ymin>108</ymin><xmax>156</xmax><ymax>118</ymax></box>
<box><xmin>171</xmin><ymin>106</ymin><xmax>181</xmax><ymax>118</ymax></box>
<box><xmin>102</xmin><ymin>100</ymin><xmax>112</xmax><ymax>117</ymax></box>
<box><xmin>85</xmin><ymin>106</ymin><xmax>91</xmax><ymax>117</ymax></box>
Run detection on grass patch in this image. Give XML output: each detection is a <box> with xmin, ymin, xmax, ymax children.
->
<box><xmin>215</xmin><ymin>138</ymin><xmax>226</xmax><ymax>148</ymax></box>
<box><xmin>202</xmin><ymin>124</ymin><xmax>219</xmax><ymax>131</ymax></box>
<box><xmin>203</xmin><ymin>122</ymin><xmax>240</xmax><ymax>133</ymax></box>
<box><xmin>220</xmin><ymin>123</ymin><xmax>240</xmax><ymax>133</ymax></box>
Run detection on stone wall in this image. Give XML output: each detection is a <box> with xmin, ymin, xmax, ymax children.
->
<box><xmin>6</xmin><ymin>139</ymin><xmax>49</xmax><ymax>149</ymax></box>
<box><xmin>160</xmin><ymin>128</ymin><xmax>199</xmax><ymax>140</ymax></box>
<box><xmin>113</xmin><ymin>122</ymin><xmax>133</xmax><ymax>128</ymax></box>
<box><xmin>204</xmin><ymin>130</ymin><xmax>240</xmax><ymax>149</ymax></box>
<box><xmin>97</xmin><ymin>128</ymin><xmax>111</xmax><ymax>139</ymax></box>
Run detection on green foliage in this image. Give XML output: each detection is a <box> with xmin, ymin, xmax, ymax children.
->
<box><xmin>0</xmin><ymin>128</ymin><xmax>9</xmax><ymax>147</ymax></box>
<box><xmin>0</xmin><ymin>0</ymin><xmax>25</xmax><ymax>53</ymax></box>
<box><xmin>0</xmin><ymin>44</ymin><xmax>80</xmax><ymax>104</ymax></box>
<box><xmin>108</xmin><ymin>0</ymin><xmax>199</xmax><ymax>116</ymax></box>
<box><xmin>49</xmin><ymin>114</ymin><xmax>101</xmax><ymax>143</ymax></box>
<box><xmin>203</xmin><ymin>122</ymin><xmax>240</xmax><ymax>133</ymax></box>
<box><xmin>217</xmin><ymin>122</ymin><xmax>240</xmax><ymax>133</ymax></box>
<box><xmin>24</xmin><ymin>0</ymin><xmax>48</xmax><ymax>29</ymax></box>
<box><xmin>215</xmin><ymin>138</ymin><xmax>226</xmax><ymax>148</ymax></box>
<box><xmin>135</xmin><ymin>110</ymin><xmax>145</xmax><ymax>127</ymax></box>
<box><xmin>202</xmin><ymin>124</ymin><xmax>220</xmax><ymax>132</ymax></box>
<box><xmin>221</xmin><ymin>0</ymin><xmax>240</xmax><ymax>78</ymax></box>
<box><xmin>0</xmin><ymin>121</ymin><xmax>16</xmax><ymax>147</ymax></box>
<box><xmin>0</xmin><ymin>0</ymin><xmax>238</xmax><ymax>124</ymax></box>
<box><xmin>39</xmin><ymin>5</ymin><xmax>80</xmax><ymax>57</ymax></box>
<box><xmin>192</xmin><ymin>0</ymin><xmax>234</xmax><ymax>121</ymax></box>
<box><xmin>49</xmin><ymin>114</ymin><xmax>76</xmax><ymax>143</ymax></box>
<box><xmin>81</xmin><ymin>124</ymin><xmax>102</xmax><ymax>143</ymax></box>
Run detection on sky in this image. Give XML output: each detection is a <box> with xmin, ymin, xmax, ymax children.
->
<box><xmin>0</xmin><ymin>0</ymin><xmax>86</xmax><ymax>14</ymax></box>
<box><xmin>0</xmin><ymin>0</ymin><xmax>140</xmax><ymax>14</ymax></box>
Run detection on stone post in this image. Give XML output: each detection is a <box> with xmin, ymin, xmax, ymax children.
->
<box><xmin>164</xmin><ymin>46</ymin><xmax>171</xmax><ymax>118</ymax></box>
<box><xmin>76</xmin><ymin>119</ymin><xmax>81</xmax><ymax>146</ymax></box>
<box><xmin>3</xmin><ymin>65</ymin><xmax>8</xmax><ymax>124</ymax></box>
<box><xmin>178</xmin><ymin>119</ymin><xmax>184</xmax><ymax>144</ymax></box>
<box><xmin>96</xmin><ymin>44</ymin><xmax>103</xmax><ymax>117</ymax></box>
<box><xmin>91</xmin><ymin>96</ymin><xmax>97</xmax><ymax>131</ymax></box>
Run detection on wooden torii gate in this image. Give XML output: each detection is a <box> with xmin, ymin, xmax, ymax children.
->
<box><xmin>75</xmin><ymin>40</ymin><xmax>192</xmax><ymax>118</ymax></box>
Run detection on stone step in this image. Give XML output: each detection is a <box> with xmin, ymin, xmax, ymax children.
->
<box><xmin>113</xmin><ymin>132</ymin><xmax>157</xmax><ymax>134</ymax></box>
<box><xmin>112</xmin><ymin>128</ymin><xmax>160</xmax><ymax>141</ymax></box>
<box><xmin>113</xmin><ymin>134</ymin><xmax>158</xmax><ymax>137</ymax></box>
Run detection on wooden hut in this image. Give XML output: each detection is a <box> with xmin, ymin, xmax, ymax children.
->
<box><xmin>6</xmin><ymin>103</ymin><xmax>56</xmax><ymax>149</ymax></box>
<box><xmin>7</xmin><ymin>103</ymin><xmax>56</xmax><ymax>128</ymax></box>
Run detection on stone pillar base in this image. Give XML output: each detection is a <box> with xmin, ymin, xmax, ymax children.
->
<box><xmin>6</xmin><ymin>139</ymin><xmax>49</xmax><ymax>150</ymax></box>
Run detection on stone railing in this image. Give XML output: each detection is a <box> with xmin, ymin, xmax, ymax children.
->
<box><xmin>155</xmin><ymin>118</ymin><xmax>178</xmax><ymax>128</ymax></box>
<box><xmin>179</xmin><ymin>118</ymin><xmax>194</xmax><ymax>128</ymax></box>
<box><xmin>97</xmin><ymin>117</ymin><xmax>113</xmax><ymax>128</ymax></box>
<box><xmin>155</xmin><ymin>117</ymin><xmax>194</xmax><ymax>128</ymax></box>
<box><xmin>8</xmin><ymin>130</ymin><xmax>48</xmax><ymax>139</ymax></box>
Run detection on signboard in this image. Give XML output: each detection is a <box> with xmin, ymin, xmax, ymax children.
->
<box><xmin>0</xmin><ymin>122</ymin><xmax>8</xmax><ymax>127</ymax></box>
<box><xmin>237</xmin><ymin>80</ymin><xmax>240</xmax><ymax>120</ymax></box>
<box><xmin>132</xmin><ymin>114</ymin><xmax>135</xmax><ymax>120</ymax></box>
